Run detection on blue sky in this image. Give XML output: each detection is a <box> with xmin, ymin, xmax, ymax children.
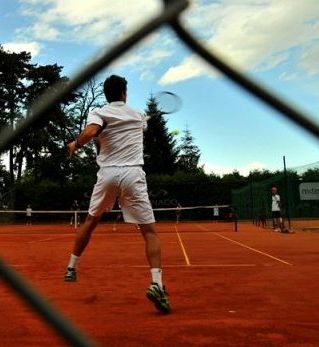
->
<box><xmin>1</xmin><ymin>0</ymin><xmax>319</xmax><ymax>175</ymax></box>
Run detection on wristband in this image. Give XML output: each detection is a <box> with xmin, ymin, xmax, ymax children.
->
<box><xmin>74</xmin><ymin>139</ymin><xmax>82</xmax><ymax>149</ymax></box>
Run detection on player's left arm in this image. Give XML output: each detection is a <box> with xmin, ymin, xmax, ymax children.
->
<box><xmin>140</xmin><ymin>111</ymin><xmax>149</xmax><ymax>132</ymax></box>
<box><xmin>67</xmin><ymin>123</ymin><xmax>102</xmax><ymax>157</ymax></box>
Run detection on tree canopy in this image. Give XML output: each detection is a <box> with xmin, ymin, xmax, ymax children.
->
<box><xmin>176</xmin><ymin>127</ymin><xmax>201</xmax><ymax>173</ymax></box>
<box><xmin>143</xmin><ymin>96</ymin><xmax>179</xmax><ymax>175</ymax></box>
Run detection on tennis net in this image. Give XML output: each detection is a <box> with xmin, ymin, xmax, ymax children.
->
<box><xmin>0</xmin><ymin>205</ymin><xmax>237</xmax><ymax>232</ymax></box>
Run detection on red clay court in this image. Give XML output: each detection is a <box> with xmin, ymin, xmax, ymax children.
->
<box><xmin>1</xmin><ymin>221</ymin><xmax>319</xmax><ymax>346</ymax></box>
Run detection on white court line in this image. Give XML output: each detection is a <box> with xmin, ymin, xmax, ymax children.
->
<box><xmin>174</xmin><ymin>225</ymin><xmax>191</xmax><ymax>266</ymax></box>
<box><xmin>27</xmin><ymin>236</ymin><xmax>70</xmax><ymax>243</ymax></box>
<box><xmin>187</xmin><ymin>264</ymin><xmax>256</xmax><ymax>267</ymax></box>
<box><xmin>119</xmin><ymin>264</ymin><xmax>256</xmax><ymax>268</ymax></box>
<box><xmin>197</xmin><ymin>225</ymin><xmax>293</xmax><ymax>266</ymax></box>
<box><xmin>9</xmin><ymin>264</ymin><xmax>256</xmax><ymax>268</ymax></box>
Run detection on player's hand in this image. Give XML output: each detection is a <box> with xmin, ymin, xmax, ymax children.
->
<box><xmin>67</xmin><ymin>141</ymin><xmax>77</xmax><ymax>158</ymax></box>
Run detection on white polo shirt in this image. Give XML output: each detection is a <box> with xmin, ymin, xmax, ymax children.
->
<box><xmin>272</xmin><ymin>194</ymin><xmax>281</xmax><ymax>212</ymax></box>
<box><xmin>87</xmin><ymin>101</ymin><xmax>146</xmax><ymax>167</ymax></box>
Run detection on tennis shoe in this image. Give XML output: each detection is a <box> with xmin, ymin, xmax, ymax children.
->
<box><xmin>64</xmin><ymin>267</ymin><xmax>77</xmax><ymax>282</ymax></box>
<box><xmin>146</xmin><ymin>283</ymin><xmax>171</xmax><ymax>314</ymax></box>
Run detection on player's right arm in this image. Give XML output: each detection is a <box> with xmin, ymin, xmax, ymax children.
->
<box><xmin>276</xmin><ymin>195</ymin><xmax>281</xmax><ymax>209</ymax></box>
<box><xmin>67</xmin><ymin>123</ymin><xmax>102</xmax><ymax>157</ymax></box>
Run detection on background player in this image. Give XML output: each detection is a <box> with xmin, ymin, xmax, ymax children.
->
<box><xmin>175</xmin><ymin>202</ymin><xmax>182</xmax><ymax>223</ymax></box>
<box><xmin>271</xmin><ymin>186</ymin><xmax>284</xmax><ymax>232</ymax></box>
<box><xmin>70</xmin><ymin>199</ymin><xmax>80</xmax><ymax>226</ymax></box>
<box><xmin>26</xmin><ymin>204</ymin><xmax>32</xmax><ymax>225</ymax></box>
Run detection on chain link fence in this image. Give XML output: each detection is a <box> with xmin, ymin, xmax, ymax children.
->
<box><xmin>232</xmin><ymin>174</ymin><xmax>319</xmax><ymax>221</ymax></box>
<box><xmin>1</xmin><ymin>0</ymin><xmax>319</xmax><ymax>345</ymax></box>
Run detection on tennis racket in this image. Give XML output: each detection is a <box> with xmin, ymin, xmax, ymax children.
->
<box><xmin>145</xmin><ymin>91</ymin><xmax>182</xmax><ymax>121</ymax></box>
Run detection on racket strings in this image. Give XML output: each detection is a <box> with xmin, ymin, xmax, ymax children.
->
<box><xmin>155</xmin><ymin>92</ymin><xmax>181</xmax><ymax>115</ymax></box>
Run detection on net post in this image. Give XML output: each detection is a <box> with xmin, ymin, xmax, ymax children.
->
<box><xmin>74</xmin><ymin>211</ymin><xmax>78</xmax><ymax>231</ymax></box>
<box><xmin>283</xmin><ymin>156</ymin><xmax>291</xmax><ymax>230</ymax></box>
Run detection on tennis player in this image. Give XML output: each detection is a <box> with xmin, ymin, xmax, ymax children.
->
<box><xmin>70</xmin><ymin>199</ymin><xmax>80</xmax><ymax>226</ymax></box>
<box><xmin>175</xmin><ymin>202</ymin><xmax>182</xmax><ymax>223</ymax></box>
<box><xmin>271</xmin><ymin>186</ymin><xmax>284</xmax><ymax>232</ymax></box>
<box><xmin>63</xmin><ymin>75</ymin><xmax>170</xmax><ymax>314</ymax></box>
<box><xmin>26</xmin><ymin>204</ymin><xmax>32</xmax><ymax>225</ymax></box>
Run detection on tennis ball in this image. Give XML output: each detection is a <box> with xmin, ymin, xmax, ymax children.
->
<box><xmin>171</xmin><ymin>129</ymin><xmax>180</xmax><ymax>136</ymax></box>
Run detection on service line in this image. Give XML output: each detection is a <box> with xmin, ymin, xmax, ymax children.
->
<box><xmin>174</xmin><ymin>225</ymin><xmax>191</xmax><ymax>266</ymax></box>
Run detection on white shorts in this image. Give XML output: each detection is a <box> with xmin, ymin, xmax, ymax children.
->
<box><xmin>88</xmin><ymin>166</ymin><xmax>155</xmax><ymax>224</ymax></box>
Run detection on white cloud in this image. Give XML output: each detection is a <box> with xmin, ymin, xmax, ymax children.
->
<box><xmin>279</xmin><ymin>71</ymin><xmax>299</xmax><ymax>81</ymax></box>
<box><xmin>115</xmin><ymin>47</ymin><xmax>173</xmax><ymax>70</ymax></box>
<box><xmin>202</xmin><ymin>162</ymin><xmax>234</xmax><ymax>176</ymax></box>
<box><xmin>15</xmin><ymin>0</ymin><xmax>319</xmax><ymax>85</ymax></box>
<box><xmin>202</xmin><ymin>160</ymin><xmax>266</xmax><ymax>177</ymax></box>
<box><xmin>121</xmin><ymin>48</ymin><xmax>173</xmax><ymax>81</ymax></box>
<box><xmin>159</xmin><ymin>55</ymin><xmax>214</xmax><ymax>85</ymax></box>
<box><xmin>23</xmin><ymin>22</ymin><xmax>59</xmax><ymax>41</ymax></box>
<box><xmin>243</xmin><ymin>161</ymin><xmax>267</xmax><ymax>175</ymax></box>
<box><xmin>2</xmin><ymin>42</ymin><xmax>41</xmax><ymax>56</ymax></box>
<box><xmin>21</xmin><ymin>0</ymin><xmax>53</xmax><ymax>4</ymax></box>
<box><xmin>160</xmin><ymin>0</ymin><xmax>319</xmax><ymax>84</ymax></box>
<box><xmin>140</xmin><ymin>70</ymin><xmax>155</xmax><ymax>82</ymax></box>
<box><xmin>19</xmin><ymin>0</ymin><xmax>161</xmax><ymax>44</ymax></box>
<box><xmin>258</xmin><ymin>51</ymin><xmax>290</xmax><ymax>72</ymax></box>
<box><xmin>17</xmin><ymin>0</ymin><xmax>167</xmax><ymax>80</ymax></box>
<box><xmin>109</xmin><ymin>32</ymin><xmax>175</xmax><ymax>81</ymax></box>
<box><xmin>298</xmin><ymin>44</ymin><xmax>319</xmax><ymax>77</ymax></box>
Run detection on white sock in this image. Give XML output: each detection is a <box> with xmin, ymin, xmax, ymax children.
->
<box><xmin>150</xmin><ymin>268</ymin><xmax>163</xmax><ymax>289</ymax></box>
<box><xmin>67</xmin><ymin>254</ymin><xmax>79</xmax><ymax>269</ymax></box>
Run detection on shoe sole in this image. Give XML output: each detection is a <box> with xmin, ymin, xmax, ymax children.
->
<box><xmin>146</xmin><ymin>291</ymin><xmax>171</xmax><ymax>314</ymax></box>
<box><xmin>64</xmin><ymin>275</ymin><xmax>77</xmax><ymax>282</ymax></box>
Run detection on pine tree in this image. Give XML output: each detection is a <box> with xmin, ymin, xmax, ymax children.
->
<box><xmin>177</xmin><ymin>127</ymin><xmax>201</xmax><ymax>172</ymax></box>
<box><xmin>143</xmin><ymin>96</ymin><xmax>178</xmax><ymax>175</ymax></box>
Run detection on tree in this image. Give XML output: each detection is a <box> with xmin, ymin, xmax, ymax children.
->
<box><xmin>22</xmin><ymin>78</ymin><xmax>104</xmax><ymax>186</ymax></box>
<box><xmin>221</xmin><ymin>170</ymin><xmax>246</xmax><ymax>185</ymax></box>
<box><xmin>176</xmin><ymin>126</ymin><xmax>201</xmax><ymax>173</ymax></box>
<box><xmin>0</xmin><ymin>47</ymin><xmax>77</xmax><ymax>183</ymax></box>
<box><xmin>143</xmin><ymin>96</ymin><xmax>179</xmax><ymax>175</ymax></box>
<box><xmin>57</xmin><ymin>78</ymin><xmax>104</xmax><ymax>183</ymax></box>
<box><xmin>247</xmin><ymin>169</ymin><xmax>273</xmax><ymax>182</ymax></box>
<box><xmin>16</xmin><ymin>63</ymin><xmax>76</xmax><ymax>181</ymax></box>
<box><xmin>301</xmin><ymin>168</ymin><xmax>319</xmax><ymax>181</ymax></box>
<box><xmin>0</xmin><ymin>158</ymin><xmax>10</xmax><ymax>207</ymax></box>
<box><xmin>0</xmin><ymin>46</ymin><xmax>31</xmax><ymax>183</ymax></box>
<box><xmin>65</xmin><ymin>78</ymin><xmax>105</xmax><ymax>135</ymax></box>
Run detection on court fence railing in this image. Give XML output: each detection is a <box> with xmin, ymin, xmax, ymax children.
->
<box><xmin>232</xmin><ymin>175</ymin><xmax>319</xmax><ymax>221</ymax></box>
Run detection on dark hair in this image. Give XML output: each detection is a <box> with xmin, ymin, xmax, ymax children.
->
<box><xmin>103</xmin><ymin>75</ymin><xmax>127</xmax><ymax>102</ymax></box>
